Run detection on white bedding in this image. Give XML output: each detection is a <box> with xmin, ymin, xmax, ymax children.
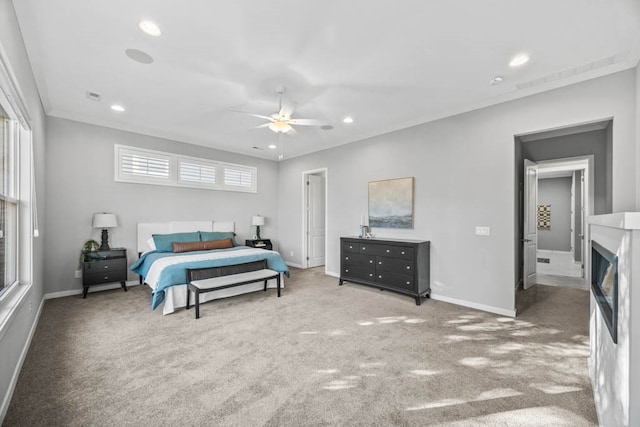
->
<box><xmin>146</xmin><ymin>248</ymin><xmax>284</xmax><ymax>315</ymax></box>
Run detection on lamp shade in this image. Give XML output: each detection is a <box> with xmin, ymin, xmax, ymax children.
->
<box><xmin>252</xmin><ymin>215</ymin><xmax>265</xmax><ymax>226</ymax></box>
<box><xmin>92</xmin><ymin>213</ymin><xmax>118</xmax><ymax>228</ymax></box>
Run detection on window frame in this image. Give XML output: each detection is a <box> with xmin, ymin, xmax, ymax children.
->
<box><xmin>114</xmin><ymin>144</ymin><xmax>257</xmax><ymax>193</ymax></box>
<box><xmin>0</xmin><ymin>50</ymin><xmax>34</xmax><ymax>307</ymax></box>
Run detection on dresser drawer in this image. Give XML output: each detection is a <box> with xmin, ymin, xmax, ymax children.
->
<box><xmin>393</xmin><ymin>247</ymin><xmax>414</xmax><ymax>259</ymax></box>
<box><xmin>84</xmin><ymin>258</ymin><xmax>126</xmax><ymax>273</ymax></box>
<box><xmin>342</xmin><ymin>265</ymin><xmax>375</xmax><ymax>281</ymax></box>
<box><xmin>343</xmin><ymin>241</ymin><xmax>361</xmax><ymax>253</ymax></box>
<box><xmin>83</xmin><ymin>270</ymin><xmax>127</xmax><ymax>286</ymax></box>
<box><xmin>375</xmin><ymin>256</ymin><xmax>413</xmax><ymax>273</ymax></box>
<box><xmin>343</xmin><ymin>253</ymin><xmax>375</xmax><ymax>266</ymax></box>
<box><xmin>359</xmin><ymin>243</ymin><xmax>393</xmax><ymax>256</ymax></box>
<box><xmin>375</xmin><ymin>271</ymin><xmax>414</xmax><ymax>291</ymax></box>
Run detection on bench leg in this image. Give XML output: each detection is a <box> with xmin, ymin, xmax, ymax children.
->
<box><xmin>277</xmin><ymin>275</ymin><xmax>281</xmax><ymax>297</ymax></box>
<box><xmin>264</xmin><ymin>279</ymin><xmax>268</xmax><ymax>292</ymax></box>
<box><xmin>186</xmin><ymin>286</ymin><xmax>191</xmax><ymax>309</ymax></box>
<box><xmin>195</xmin><ymin>290</ymin><xmax>200</xmax><ymax>319</ymax></box>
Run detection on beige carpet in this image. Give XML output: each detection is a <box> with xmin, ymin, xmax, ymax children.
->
<box><xmin>4</xmin><ymin>268</ymin><xmax>597</xmax><ymax>426</ymax></box>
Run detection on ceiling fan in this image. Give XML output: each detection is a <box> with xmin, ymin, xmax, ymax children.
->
<box><xmin>234</xmin><ymin>86</ymin><xmax>328</xmax><ymax>136</ymax></box>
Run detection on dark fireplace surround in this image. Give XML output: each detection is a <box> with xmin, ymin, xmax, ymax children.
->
<box><xmin>591</xmin><ymin>240</ymin><xmax>618</xmax><ymax>344</ymax></box>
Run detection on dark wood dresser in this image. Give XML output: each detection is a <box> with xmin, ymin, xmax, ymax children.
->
<box><xmin>339</xmin><ymin>237</ymin><xmax>430</xmax><ymax>305</ymax></box>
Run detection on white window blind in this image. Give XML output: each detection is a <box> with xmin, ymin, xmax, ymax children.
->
<box><xmin>224</xmin><ymin>167</ymin><xmax>253</xmax><ymax>188</ymax></box>
<box><xmin>114</xmin><ymin>145</ymin><xmax>257</xmax><ymax>193</ymax></box>
<box><xmin>179</xmin><ymin>160</ymin><xmax>216</xmax><ymax>185</ymax></box>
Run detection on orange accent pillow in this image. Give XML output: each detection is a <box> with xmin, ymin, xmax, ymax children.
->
<box><xmin>171</xmin><ymin>238</ymin><xmax>234</xmax><ymax>253</ymax></box>
<box><xmin>203</xmin><ymin>238</ymin><xmax>234</xmax><ymax>250</ymax></box>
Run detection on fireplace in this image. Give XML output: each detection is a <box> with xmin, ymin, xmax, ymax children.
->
<box><xmin>591</xmin><ymin>240</ymin><xmax>618</xmax><ymax>343</ymax></box>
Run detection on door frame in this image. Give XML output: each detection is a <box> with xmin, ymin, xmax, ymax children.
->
<box><xmin>533</xmin><ymin>155</ymin><xmax>594</xmax><ymax>280</ymax></box>
<box><xmin>301</xmin><ymin>167</ymin><xmax>328</xmax><ymax>270</ymax></box>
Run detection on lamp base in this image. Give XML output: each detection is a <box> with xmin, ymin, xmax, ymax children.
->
<box><xmin>256</xmin><ymin>225</ymin><xmax>261</xmax><ymax>240</ymax></box>
<box><xmin>99</xmin><ymin>228</ymin><xmax>111</xmax><ymax>251</ymax></box>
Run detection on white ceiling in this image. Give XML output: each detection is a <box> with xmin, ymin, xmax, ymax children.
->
<box><xmin>13</xmin><ymin>0</ymin><xmax>640</xmax><ymax>160</ymax></box>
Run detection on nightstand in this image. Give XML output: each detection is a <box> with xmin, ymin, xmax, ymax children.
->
<box><xmin>245</xmin><ymin>239</ymin><xmax>273</xmax><ymax>250</ymax></box>
<box><xmin>82</xmin><ymin>248</ymin><xmax>128</xmax><ymax>298</ymax></box>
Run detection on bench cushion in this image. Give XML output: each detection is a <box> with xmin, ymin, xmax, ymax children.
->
<box><xmin>190</xmin><ymin>269</ymin><xmax>278</xmax><ymax>290</ymax></box>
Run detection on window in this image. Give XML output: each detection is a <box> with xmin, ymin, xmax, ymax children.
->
<box><xmin>115</xmin><ymin>145</ymin><xmax>257</xmax><ymax>193</ymax></box>
<box><xmin>0</xmin><ymin>105</ymin><xmax>19</xmax><ymax>296</ymax></box>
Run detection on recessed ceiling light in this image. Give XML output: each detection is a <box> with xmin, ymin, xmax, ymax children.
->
<box><xmin>509</xmin><ymin>54</ymin><xmax>530</xmax><ymax>67</ymax></box>
<box><xmin>138</xmin><ymin>20</ymin><xmax>161</xmax><ymax>37</ymax></box>
<box><xmin>489</xmin><ymin>76</ymin><xmax>504</xmax><ymax>85</ymax></box>
<box><xmin>110</xmin><ymin>104</ymin><xmax>125</xmax><ymax>112</ymax></box>
<box><xmin>268</xmin><ymin>144</ymin><xmax>277</xmax><ymax>149</ymax></box>
<box><xmin>343</xmin><ymin>117</ymin><xmax>354</xmax><ymax>124</ymax></box>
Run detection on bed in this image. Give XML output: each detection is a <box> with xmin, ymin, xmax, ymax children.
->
<box><xmin>130</xmin><ymin>221</ymin><xmax>289</xmax><ymax>315</ymax></box>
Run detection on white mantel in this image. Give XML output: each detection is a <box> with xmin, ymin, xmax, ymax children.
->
<box><xmin>587</xmin><ymin>212</ymin><xmax>640</xmax><ymax>427</ymax></box>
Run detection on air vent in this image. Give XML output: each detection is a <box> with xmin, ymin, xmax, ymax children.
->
<box><xmin>320</xmin><ymin>125</ymin><xmax>334</xmax><ymax>130</ymax></box>
<box><xmin>86</xmin><ymin>91</ymin><xmax>101</xmax><ymax>101</ymax></box>
<box><xmin>516</xmin><ymin>56</ymin><xmax>616</xmax><ymax>90</ymax></box>
<box><xmin>252</xmin><ymin>146</ymin><xmax>263</xmax><ymax>150</ymax></box>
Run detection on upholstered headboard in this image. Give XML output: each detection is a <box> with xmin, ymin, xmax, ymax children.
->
<box><xmin>136</xmin><ymin>221</ymin><xmax>235</xmax><ymax>253</ymax></box>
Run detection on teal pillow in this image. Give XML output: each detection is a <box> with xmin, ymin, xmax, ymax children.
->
<box><xmin>152</xmin><ymin>232</ymin><xmax>201</xmax><ymax>253</ymax></box>
<box><xmin>199</xmin><ymin>231</ymin><xmax>236</xmax><ymax>246</ymax></box>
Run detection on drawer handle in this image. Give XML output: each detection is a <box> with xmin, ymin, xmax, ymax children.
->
<box><xmin>378</xmin><ymin>261</ymin><xmax>382</xmax><ymax>265</ymax></box>
<box><xmin>406</xmin><ymin>266</ymin><xmax>411</xmax><ymax>270</ymax></box>
<box><xmin>401</xmin><ymin>251</ymin><xmax>405</xmax><ymax>255</ymax></box>
<box><xmin>104</xmin><ymin>276</ymin><xmax>109</xmax><ymax>280</ymax></box>
<box><xmin>406</xmin><ymin>281</ymin><xmax>410</xmax><ymax>285</ymax></box>
<box><xmin>378</xmin><ymin>275</ymin><xmax>382</xmax><ymax>279</ymax></box>
<box><xmin>104</xmin><ymin>265</ymin><xmax>109</xmax><ymax>269</ymax></box>
<box><xmin>362</xmin><ymin>247</ymin><xmax>366</xmax><ymax>250</ymax></box>
<box><xmin>369</xmin><ymin>260</ymin><xmax>373</xmax><ymax>263</ymax></box>
<box><xmin>345</xmin><ymin>269</ymin><xmax>349</xmax><ymax>273</ymax></box>
<box><xmin>345</xmin><ymin>257</ymin><xmax>349</xmax><ymax>260</ymax></box>
<box><xmin>386</xmin><ymin>249</ymin><xmax>390</xmax><ymax>253</ymax></box>
<box><xmin>369</xmin><ymin>273</ymin><xmax>373</xmax><ymax>277</ymax></box>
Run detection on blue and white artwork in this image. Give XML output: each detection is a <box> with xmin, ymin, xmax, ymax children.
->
<box><xmin>368</xmin><ymin>177</ymin><xmax>414</xmax><ymax>229</ymax></box>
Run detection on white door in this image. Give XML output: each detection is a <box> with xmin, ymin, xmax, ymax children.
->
<box><xmin>523</xmin><ymin>159</ymin><xmax>538</xmax><ymax>290</ymax></box>
<box><xmin>307</xmin><ymin>174</ymin><xmax>326</xmax><ymax>267</ymax></box>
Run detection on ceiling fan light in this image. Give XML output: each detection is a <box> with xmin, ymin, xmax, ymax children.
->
<box><xmin>268</xmin><ymin>121</ymin><xmax>292</xmax><ymax>133</ymax></box>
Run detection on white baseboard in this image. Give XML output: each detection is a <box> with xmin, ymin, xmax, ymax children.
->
<box><xmin>45</xmin><ymin>280</ymin><xmax>140</xmax><ymax>300</ymax></box>
<box><xmin>0</xmin><ymin>294</ymin><xmax>45</xmax><ymax>423</ymax></box>
<box><xmin>430</xmin><ymin>294</ymin><xmax>516</xmax><ymax>317</ymax></box>
<box><xmin>326</xmin><ymin>271</ymin><xmax>340</xmax><ymax>278</ymax></box>
<box><xmin>285</xmin><ymin>262</ymin><xmax>304</xmax><ymax>269</ymax></box>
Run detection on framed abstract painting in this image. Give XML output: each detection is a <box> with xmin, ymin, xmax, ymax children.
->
<box><xmin>368</xmin><ymin>177</ymin><xmax>414</xmax><ymax>229</ymax></box>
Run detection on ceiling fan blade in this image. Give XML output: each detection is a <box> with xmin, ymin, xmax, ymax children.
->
<box><xmin>229</xmin><ymin>109</ymin><xmax>275</xmax><ymax>122</ymax></box>
<box><xmin>286</xmin><ymin>126</ymin><xmax>298</xmax><ymax>136</ymax></box>
<box><xmin>279</xmin><ymin>101</ymin><xmax>297</xmax><ymax>120</ymax></box>
<box><xmin>253</xmin><ymin>123</ymin><xmax>271</xmax><ymax>129</ymax></box>
<box><xmin>287</xmin><ymin>118</ymin><xmax>328</xmax><ymax>126</ymax></box>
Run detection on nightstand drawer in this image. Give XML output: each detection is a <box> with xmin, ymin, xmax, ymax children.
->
<box><xmin>84</xmin><ymin>258</ymin><xmax>126</xmax><ymax>273</ymax></box>
<box><xmin>83</xmin><ymin>271</ymin><xmax>127</xmax><ymax>286</ymax></box>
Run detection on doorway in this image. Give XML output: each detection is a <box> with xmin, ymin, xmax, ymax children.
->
<box><xmin>534</xmin><ymin>158</ymin><xmax>591</xmax><ymax>290</ymax></box>
<box><xmin>515</xmin><ymin>119</ymin><xmax>611</xmax><ymax>304</ymax></box>
<box><xmin>302</xmin><ymin>168</ymin><xmax>327</xmax><ymax>269</ymax></box>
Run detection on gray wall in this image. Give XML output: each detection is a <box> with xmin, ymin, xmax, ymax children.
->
<box><xmin>537</xmin><ymin>177</ymin><xmax>572</xmax><ymax>251</ymax></box>
<box><xmin>521</xmin><ymin>129</ymin><xmax>610</xmax><ymax>215</ymax></box>
<box><xmin>0</xmin><ymin>0</ymin><xmax>46</xmax><ymax>419</ymax></box>
<box><xmin>278</xmin><ymin>69</ymin><xmax>636</xmax><ymax>315</ymax></box>
<box><xmin>44</xmin><ymin>117</ymin><xmax>280</xmax><ymax>294</ymax></box>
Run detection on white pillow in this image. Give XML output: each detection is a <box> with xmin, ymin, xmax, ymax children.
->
<box><xmin>146</xmin><ymin>237</ymin><xmax>156</xmax><ymax>251</ymax></box>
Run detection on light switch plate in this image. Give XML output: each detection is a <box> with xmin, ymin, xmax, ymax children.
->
<box><xmin>475</xmin><ymin>226</ymin><xmax>490</xmax><ymax>236</ymax></box>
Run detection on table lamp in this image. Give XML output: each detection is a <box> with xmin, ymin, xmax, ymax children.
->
<box><xmin>252</xmin><ymin>215</ymin><xmax>265</xmax><ymax>240</ymax></box>
<box><xmin>92</xmin><ymin>213</ymin><xmax>118</xmax><ymax>250</ymax></box>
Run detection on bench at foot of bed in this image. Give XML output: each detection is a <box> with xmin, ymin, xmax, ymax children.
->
<box><xmin>186</xmin><ymin>260</ymin><xmax>281</xmax><ymax>319</ymax></box>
